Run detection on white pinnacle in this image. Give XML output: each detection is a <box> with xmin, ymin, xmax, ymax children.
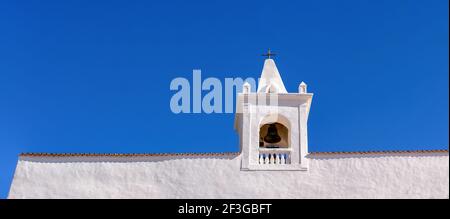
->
<box><xmin>257</xmin><ymin>58</ymin><xmax>288</xmax><ymax>93</ymax></box>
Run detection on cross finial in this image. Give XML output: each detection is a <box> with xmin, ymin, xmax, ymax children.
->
<box><xmin>262</xmin><ymin>49</ymin><xmax>276</xmax><ymax>59</ymax></box>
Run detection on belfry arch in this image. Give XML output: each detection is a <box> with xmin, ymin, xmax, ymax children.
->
<box><xmin>259</xmin><ymin>114</ymin><xmax>290</xmax><ymax>149</ymax></box>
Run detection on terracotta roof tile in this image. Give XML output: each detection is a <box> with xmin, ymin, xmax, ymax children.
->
<box><xmin>19</xmin><ymin>152</ymin><xmax>241</xmax><ymax>157</ymax></box>
<box><xmin>309</xmin><ymin>149</ymin><xmax>448</xmax><ymax>155</ymax></box>
<box><xmin>19</xmin><ymin>149</ymin><xmax>448</xmax><ymax>157</ymax></box>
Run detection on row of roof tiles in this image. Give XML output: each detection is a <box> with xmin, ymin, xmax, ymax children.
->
<box><xmin>19</xmin><ymin>149</ymin><xmax>448</xmax><ymax>157</ymax></box>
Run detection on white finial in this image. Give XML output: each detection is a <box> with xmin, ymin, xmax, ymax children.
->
<box><xmin>243</xmin><ymin>82</ymin><xmax>251</xmax><ymax>94</ymax></box>
<box><xmin>299</xmin><ymin>81</ymin><xmax>307</xmax><ymax>94</ymax></box>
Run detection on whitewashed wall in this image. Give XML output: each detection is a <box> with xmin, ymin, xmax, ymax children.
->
<box><xmin>8</xmin><ymin>152</ymin><xmax>449</xmax><ymax>199</ymax></box>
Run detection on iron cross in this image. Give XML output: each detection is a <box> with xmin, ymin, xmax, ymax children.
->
<box><xmin>262</xmin><ymin>49</ymin><xmax>276</xmax><ymax>59</ymax></box>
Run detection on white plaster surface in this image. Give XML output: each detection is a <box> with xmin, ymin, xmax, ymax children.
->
<box><xmin>8</xmin><ymin>152</ymin><xmax>449</xmax><ymax>199</ymax></box>
<box><xmin>257</xmin><ymin>59</ymin><xmax>288</xmax><ymax>93</ymax></box>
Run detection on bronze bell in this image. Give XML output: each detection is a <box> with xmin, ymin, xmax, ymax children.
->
<box><xmin>264</xmin><ymin>124</ymin><xmax>281</xmax><ymax>144</ymax></box>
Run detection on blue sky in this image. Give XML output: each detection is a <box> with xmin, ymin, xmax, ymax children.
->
<box><xmin>0</xmin><ymin>0</ymin><xmax>448</xmax><ymax>198</ymax></box>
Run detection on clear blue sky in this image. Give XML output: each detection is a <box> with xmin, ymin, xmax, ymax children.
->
<box><xmin>0</xmin><ymin>0</ymin><xmax>448</xmax><ymax>198</ymax></box>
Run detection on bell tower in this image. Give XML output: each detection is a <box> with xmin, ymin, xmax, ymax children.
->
<box><xmin>234</xmin><ymin>54</ymin><xmax>313</xmax><ymax>171</ymax></box>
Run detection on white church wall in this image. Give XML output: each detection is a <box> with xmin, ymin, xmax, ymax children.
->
<box><xmin>8</xmin><ymin>152</ymin><xmax>449</xmax><ymax>199</ymax></box>
<box><xmin>8</xmin><ymin>58</ymin><xmax>449</xmax><ymax>199</ymax></box>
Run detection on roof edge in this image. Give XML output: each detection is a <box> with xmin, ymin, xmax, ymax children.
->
<box><xmin>309</xmin><ymin>149</ymin><xmax>449</xmax><ymax>155</ymax></box>
<box><xmin>19</xmin><ymin>152</ymin><xmax>241</xmax><ymax>157</ymax></box>
<box><xmin>19</xmin><ymin>149</ymin><xmax>448</xmax><ymax>157</ymax></box>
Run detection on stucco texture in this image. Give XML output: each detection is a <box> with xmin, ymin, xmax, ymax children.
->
<box><xmin>8</xmin><ymin>153</ymin><xmax>449</xmax><ymax>199</ymax></box>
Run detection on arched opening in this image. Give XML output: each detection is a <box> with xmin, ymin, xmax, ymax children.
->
<box><xmin>259</xmin><ymin>122</ymin><xmax>289</xmax><ymax>148</ymax></box>
<box><xmin>265</xmin><ymin>84</ymin><xmax>278</xmax><ymax>94</ymax></box>
<box><xmin>257</xmin><ymin>114</ymin><xmax>292</xmax><ymax>165</ymax></box>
